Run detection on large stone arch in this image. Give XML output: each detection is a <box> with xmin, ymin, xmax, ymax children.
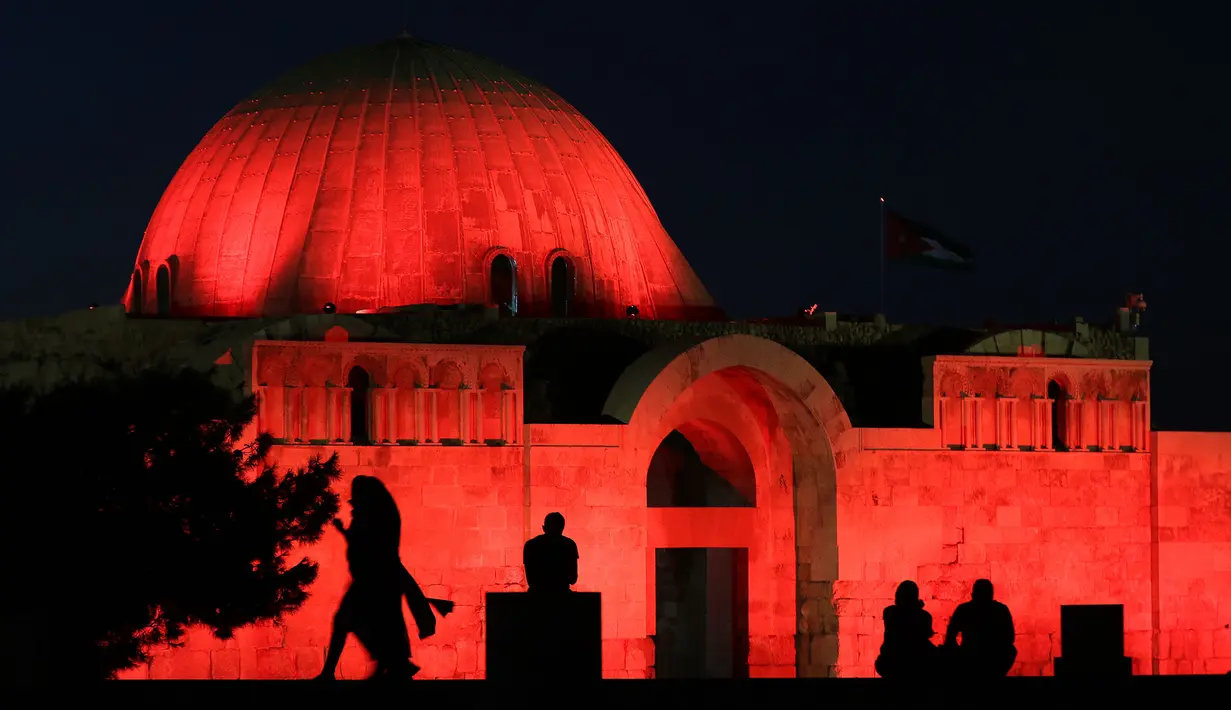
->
<box><xmin>603</xmin><ymin>334</ymin><xmax>856</xmax><ymax>677</ymax></box>
<box><xmin>965</xmin><ymin>328</ymin><xmax>1090</xmax><ymax>358</ymax></box>
<box><xmin>602</xmin><ymin>335</ymin><xmax>853</xmax><ymax>443</ymax></box>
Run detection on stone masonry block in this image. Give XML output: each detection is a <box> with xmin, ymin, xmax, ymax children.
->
<box><xmin>1159</xmin><ymin>506</ymin><xmax>1190</xmax><ymax>527</ymax></box>
<box><xmin>749</xmin><ymin>664</ymin><xmax>795</xmax><ymax>678</ymax></box>
<box><xmin>429</xmin><ymin>465</ymin><xmax>459</xmax><ymax>484</ymax></box>
<box><xmin>149</xmin><ymin>649</ymin><xmax>210</xmax><ymax>680</ymax></box>
<box><xmin>477</xmin><ymin>505</ymin><xmax>507</xmax><ymax>530</ymax></box>
<box><xmin>239</xmin><ymin>648</ymin><xmax>296</xmax><ymax>679</ymax></box>
<box><xmin>421</xmin><ymin>484</ymin><xmax>464</xmax><ymax>507</ymax></box>
<box><xmin>1212</xmin><ymin>628</ymin><xmax>1231</xmax><ymax>657</ymax></box>
<box><xmin>452</xmin><ymin>506</ymin><xmax>480</xmax><ymax>529</ymax></box>
<box><xmin>460</xmin><ymin>484</ymin><xmax>501</xmax><ymax>506</ymax></box>
<box><xmin>603</xmin><ymin>639</ymin><xmax>627</xmax><ymax>671</ymax></box>
<box><xmin>996</xmin><ymin>506</ymin><xmax>1021</xmax><ymax>527</ymax></box>
<box><xmin>456</xmin><ymin>639</ymin><xmax>479</xmax><ymax>673</ymax></box>
<box><xmin>295</xmin><ymin>647</ymin><xmax>323</xmax><ymax>678</ymax></box>
<box><xmin>209</xmin><ymin>649</ymin><xmax>241</xmax><ymax>679</ymax></box>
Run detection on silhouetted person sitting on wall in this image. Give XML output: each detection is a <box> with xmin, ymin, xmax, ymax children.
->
<box><xmin>944</xmin><ymin>579</ymin><xmax>1017</xmax><ymax>676</ymax></box>
<box><xmin>875</xmin><ymin>580</ymin><xmax>938</xmax><ymax>679</ymax></box>
<box><xmin>523</xmin><ymin>512</ymin><xmax>579</xmax><ymax>593</ymax></box>
<box><xmin>317</xmin><ymin>476</ymin><xmax>453</xmax><ymax>681</ymax></box>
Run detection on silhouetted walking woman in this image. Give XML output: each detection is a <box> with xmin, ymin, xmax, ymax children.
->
<box><xmin>317</xmin><ymin>476</ymin><xmax>452</xmax><ymax>681</ymax></box>
<box><xmin>875</xmin><ymin>580</ymin><xmax>938</xmax><ymax>679</ymax></box>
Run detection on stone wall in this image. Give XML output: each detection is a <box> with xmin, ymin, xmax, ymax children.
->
<box><xmin>119</xmin><ymin>444</ymin><xmax>526</xmax><ymax>680</ymax></box>
<box><xmin>19</xmin><ymin>320</ymin><xmax>1193</xmax><ymax>681</ymax></box>
<box><xmin>1153</xmin><ymin>431</ymin><xmax>1231</xmax><ymax>674</ymax></box>
<box><xmin>524</xmin><ymin>425</ymin><xmax>654</xmax><ymax>678</ymax></box>
<box><xmin>117</xmin><ymin>425</ymin><xmax>657</xmax><ymax>681</ymax></box>
<box><xmin>115</xmin><ymin>405</ymin><xmax>793</xmax><ymax>681</ymax></box>
<box><xmin>832</xmin><ymin>440</ymin><xmax>1154</xmax><ymax>676</ymax></box>
<box><xmin>113</xmin><ymin>424</ymin><xmax>1231</xmax><ymax>680</ymax></box>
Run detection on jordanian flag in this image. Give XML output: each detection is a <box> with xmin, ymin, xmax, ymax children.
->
<box><xmin>885</xmin><ymin>209</ymin><xmax>974</xmax><ymax>270</ymax></box>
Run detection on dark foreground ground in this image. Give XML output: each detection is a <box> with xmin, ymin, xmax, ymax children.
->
<box><xmin>88</xmin><ymin>676</ymin><xmax>1228</xmax><ymax>707</ymax></box>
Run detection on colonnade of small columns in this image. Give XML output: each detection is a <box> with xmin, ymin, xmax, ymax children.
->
<box><xmin>254</xmin><ymin>384</ymin><xmax>521</xmax><ymax>446</ymax></box>
<box><xmin>938</xmin><ymin>395</ymin><xmax>1150</xmax><ymax>452</ymax></box>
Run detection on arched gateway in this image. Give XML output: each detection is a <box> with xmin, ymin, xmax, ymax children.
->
<box><xmin>603</xmin><ymin>334</ymin><xmax>856</xmax><ymax>677</ymax></box>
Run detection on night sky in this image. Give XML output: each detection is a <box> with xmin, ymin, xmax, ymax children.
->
<box><xmin>3</xmin><ymin>1</ymin><xmax>1227</xmax><ymax>430</ymax></box>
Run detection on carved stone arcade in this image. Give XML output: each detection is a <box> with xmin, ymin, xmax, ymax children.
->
<box><xmin>251</xmin><ymin>341</ymin><xmax>525</xmax><ymax>446</ymax></box>
<box><xmin>933</xmin><ymin>355</ymin><xmax>1150</xmax><ymax>452</ymax></box>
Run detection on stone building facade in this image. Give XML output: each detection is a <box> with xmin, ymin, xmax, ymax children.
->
<box><xmin>5</xmin><ymin>33</ymin><xmax>1227</xmax><ymax>679</ymax></box>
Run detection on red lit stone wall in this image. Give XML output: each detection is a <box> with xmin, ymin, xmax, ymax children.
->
<box><xmin>1153</xmin><ymin>431</ymin><xmax>1231</xmax><ymax>675</ymax></box>
<box><xmin>115</xmin><ymin>444</ymin><xmax>526</xmax><ymax>680</ymax></box>
<box><xmin>114</xmin><ymin>336</ymin><xmax>1231</xmax><ymax>680</ymax></box>
<box><xmin>524</xmin><ymin>424</ymin><xmax>653</xmax><ymax>677</ymax></box>
<box><xmin>834</xmin><ymin>431</ymin><xmax>1154</xmax><ymax>676</ymax></box>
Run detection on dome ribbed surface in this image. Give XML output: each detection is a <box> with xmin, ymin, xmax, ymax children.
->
<box><xmin>127</xmin><ymin>36</ymin><xmax>718</xmax><ymax>320</ymax></box>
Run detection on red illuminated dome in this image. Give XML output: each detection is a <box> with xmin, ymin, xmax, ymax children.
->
<box><xmin>127</xmin><ymin>36</ymin><xmax>719</xmax><ymax>320</ymax></box>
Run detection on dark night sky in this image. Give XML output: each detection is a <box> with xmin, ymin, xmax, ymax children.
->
<box><xmin>2</xmin><ymin>1</ymin><xmax>1228</xmax><ymax>430</ymax></box>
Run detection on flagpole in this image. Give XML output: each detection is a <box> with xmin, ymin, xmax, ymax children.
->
<box><xmin>879</xmin><ymin>196</ymin><xmax>886</xmax><ymax>316</ymax></box>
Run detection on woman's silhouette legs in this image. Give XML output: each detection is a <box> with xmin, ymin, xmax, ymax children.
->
<box><xmin>317</xmin><ymin>588</ymin><xmax>359</xmax><ymax>679</ymax></box>
<box><xmin>316</xmin><ymin>476</ymin><xmax>446</xmax><ymax>681</ymax></box>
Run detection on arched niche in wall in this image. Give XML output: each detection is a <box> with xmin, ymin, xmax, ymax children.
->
<box><xmin>478</xmin><ymin>362</ymin><xmax>509</xmax><ymax>443</ymax></box>
<box><xmin>347</xmin><ymin>366</ymin><xmax>372</xmax><ymax>445</ymax></box>
<box><xmin>431</xmin><ymin>360</ymin><xmax>466</xmax><ymax>443</ymax></box>
<box><xmin>1047</xmin><ymin>378</ymin><xmax>1069</xmax><ymax>451</ymax></box>
<box><xmin>390</xmin><ymin>364</ymin><xmax>425</xmax><ymax>443</ymax></box>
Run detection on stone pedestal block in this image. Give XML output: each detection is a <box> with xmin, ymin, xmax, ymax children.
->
<box><xmin>1054</xmin><ymin>604</ymin><xmax>1133</xmax><ymax>677</ymax></box>
<box><xmin>485</xmin><ymin>591</ymin><xmax>602</xmax><ymax>680</ymax></box>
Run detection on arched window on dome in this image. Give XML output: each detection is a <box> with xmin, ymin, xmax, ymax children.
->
<box><xmin>129</xmin><ymin>270</ymin><xmax>143</xmax><ymax>315</ymax></box>
<box><xmin>155</xmin><ymin>265</ymin><xmax>172</xmax><ymax>315</ymax></box>
<box><xmin>489</xmin><ymin>254</ymin><xmax>518</xmax><ymax>316</ymax></box>
<box><xmin>550</xmin><ymin>255</ymin><xmax>575</xmax><ymax>318</ymax></box>
<box><xmin>347</xmin><ymin>366</ymin><xmax>372</xmax><ymax>445</ymax></box>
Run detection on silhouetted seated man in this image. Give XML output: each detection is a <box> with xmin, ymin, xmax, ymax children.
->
<box><xmin>944</xmin><ymin>578</ymin><xmax>1017</xmax><ymax>676</ymax></box>
<box><xmin>875</xmin><ymin>580</ymin><xmax>939</xmax><ymax>679</ymax></box>
<box><xmin>523</xmin><ymin>512</ymin><xmax>578</xmax><ymax>594</ymax></box>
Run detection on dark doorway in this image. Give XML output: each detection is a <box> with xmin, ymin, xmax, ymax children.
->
<box><xmin>347</xmin><ymin>366</ymin><xmax>371</xmax><ymax>445</ymax></box>
<box><xmin>654</xmin><ymin>547</ymin><xmax>749</xmax><ymax>678</ymax></box>
<box><xmin>1048</xmin><ymin>380</ymin><xmax>1067</xmax><ymax>451</ymax></box>
<box><xmin>550</xmin><ymin>256</ymin><xmax>574</xmax><ymax>317</ymax></box>
<box><xmin>155</xmin><ymin>265</ymin><xmax>171</xmax><ymax>315</ymax></box>
<box><xmin>490</xmin><ymin>254</ymin><xmax>517</xmax><ymax>316</ymax></box>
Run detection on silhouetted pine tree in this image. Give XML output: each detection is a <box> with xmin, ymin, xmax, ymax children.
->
<box><xmin>0</xmin><ymin>367</ymin><xmax>342</xmax><ymax>682</ymax></box>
